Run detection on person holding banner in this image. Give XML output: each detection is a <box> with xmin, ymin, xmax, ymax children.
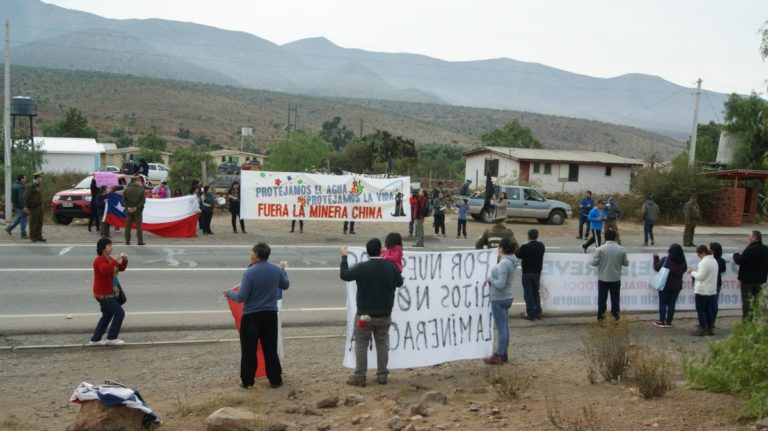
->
<box><xmin>224</xmin><ymin>243</ymin><xmax>289</xmax><ymax>389</ymax></box>
<box><xmin>591</xmin><ymin>229</ymin><xmax>628</xmax><ymax>321</ymax></box>
<box><xmin>652</xmin><ymin>244</ymin><xmax>687</xmax><ymax>328</ymax></box>
<box><xmin>339</xmin><ymin>239</ymin><xmax>404</xmax><ymax>386</ymax></box>
<box><xmin>483</xmin><ymin>238</ymin><xmax>520</xmax><ymax>365</ymax></box>
<box><xmin>582</xmin><ymin>200</ymin><xmax>606</xmax><ymax>253</ymax></box>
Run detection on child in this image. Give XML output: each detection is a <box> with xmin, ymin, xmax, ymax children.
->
<box><xmin>455</xmin><ymin>198</ymin><xmax>469</xmax><ymax>239</ymax></box>
<box><xmin>382</xmin><ymin>232</ymin><xmax>404</xmax><ymax>272</ymax></box>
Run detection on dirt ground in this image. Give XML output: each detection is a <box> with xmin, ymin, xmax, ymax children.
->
<box><xmin>0</xmin><ymin>315</ymin><xmax>754</xmax><ymax>431</ymax></box>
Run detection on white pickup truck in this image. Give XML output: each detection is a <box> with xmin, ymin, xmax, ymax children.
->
<box><xmin>457</xmin><ymin>185</ymin><xmax>572</xmax><ymax>225</ymax></box>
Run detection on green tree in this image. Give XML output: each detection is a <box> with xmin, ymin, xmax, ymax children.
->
<box><xmin>761</xmin><ymin>20</ymin><xmax>767</xmax><ymax>60</ymax></box>
<box><xmin>0</xmin><ymin>140</ymin><xmax>46</xmax><ymax>188</ymax></box>
<box><xmin>177</xmin><ymin>127</ymin><xmax>192</xmax><ymax>139</ymax></box>
<box><xmin>320</xmin><ymin>116</ymin><xmax>355</xmax><ymax>151</ymax></box>
<box><xmin>168</xmin><ymin>146</ymin><xmax>215</xmax><ymax>187</ymax></box>
<box><xmin>109</xmin><ymin>128</ymin><xmax>133</xmax><ymax>148</ymax></box>
<box><xmin>42</xmin><ymin>107</ymin><xmax>98</xmax><ymax>139</ymax></box>
<box><xmin>685</xmin><ymin>121</ymin><xmax>722</xmax><ymax>163</ymax></box>
<box><xmin>138</xmin><ymin>127</ymin><xmax>168</xmax><ymax>152</ymax></box>
<box><xmin>723</xmin><ymin>93</ymin><xmax>768</xmax><ymax>169</ymax></box>
<box><xmin>480</xmin><ymin>119</ymin><xmax>542</xmax><ymax>148</ymax></box>
<box><xmin>265</xmin><ymin>132</ymin><xmax>332</xmax><ymax>172</ymax></box>
<box><xmin>412</xmin><ymin>143</ymin><xmax>465</xmax><ymax>180</ymax></box>
<box><xmin>329</xmin><ymin>130</ymin><xmax>418</xmax><ymax>174</ymax></box>
<box><xmin>192</xmin><ymin>134</ymin><xmax>212</xmax><ymax>147</ymax></box>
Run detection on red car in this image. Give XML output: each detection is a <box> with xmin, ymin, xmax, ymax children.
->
<box><xmin>240</xmin><ymin>160</ymin><xmax>262</xmax><ymax>171</ymax></box>
<box><xmin>51</xmin><ymin>174</ymin><xmax>151</xmax><ymax>225</ymax></box>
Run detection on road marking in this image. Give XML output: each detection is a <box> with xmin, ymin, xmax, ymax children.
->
<box><xmin>0</xmin><ymin>267</ymin><xmax>338</xmax><ymax>272</ymax></box>
<box><xmin>0</xmin><ymin>307</ymin><xmax>348</xmax><ymax>318</ymax></box>
<box><xmin>58</xmin><ymin>246</ymin><xmax>73</xmax><ymax>256</ymax></box>
<box><xmin>0</xmin><ymin>244</ymin><xmax>349</xmax><ymax>249</ymax></box>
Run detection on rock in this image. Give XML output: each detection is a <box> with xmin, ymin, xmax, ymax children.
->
<box><xmin>269</xmin><ymin>421</ymin><xmax>296</xmax><ymax>431</ymax></box>
<box><xmin>410</xmin><ymin>402</ymin><xmax>430</xmax><ymax>417</ymax></box>
<box><xmin>403</xmin><ymin>424</ymin><xmax>416</xmax><ymax>431</ymax></box>
<box><xmin>409</xmin><ymin>415</ymin><xmax>423</xmax><ymax>422</ymax></box>
<box><xmin>471</xmin><ymin>388</ymin><xmax>488</xmax><ymax>394</ymax></box>
<box><xmin>299</xmin><ymin>406</ymin><xmax>321</xmax><ymax>416</ymax></box>
<box><xmin>284</xmin><ymin>406</ymin><xmax>299</xmax><ymax>414</ymax></box>
<box><xmin>316</xmin><ymin>421</ymin><xmax>331</xmax><ymax>431</ymax></box>
<box><xmin>205</xmin><ymin>407</ymin><xmax>263</xmax><ymax>431</ymax></box>
<box><xmin>68</xmin><ymin>400</ymin><xmax>144</xmax><ymax>431</ymax></box>
<box><xmin>756</xmin><ymin>418</ymin><xmax>768</xmax><ymax>430</ymax></box>
<box><xmin>343</xmin><ymin>394</ymin><xmax>365</xmax><ymax>406</ymax></box>
<box><xmin>490</xmin><ymin>407</ymin><xmax>500</xmax><ymax>416</ymax></box>
<box><xmin>388</xmin><ymin>416</ymin><xmax>407</xmax><ymax>431</ymax></box>
<box><xmin>420</xmin><ymin>391</ymin><xmax>448</xmax><ymax>405</ymax></box>
<box><xmin>316</xmin><ymin>396</ymin><xmax>339</xmax><ymax>409</ymax></box>
<box><xmin>467</xmin><ymin>403</ymin><xmax>480</xmax><ymax>412</ymax></box>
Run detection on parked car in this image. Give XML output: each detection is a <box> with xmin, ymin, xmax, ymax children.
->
<box><xmin>147</xmin><ymin>163</ymin><xmax>170</xmax><ymax>181</ymax></box>
<box><xmin>457</xmin><ymin>184</ymin><xmax>572</xmax><ymax>225</ymax></box>
<box><xmin>218</xmin><ymin>161</ymin><xmax>240</xmax><ymax>174</ymax></box>
<box><xmin>120</xmin><ymin>160</ymin><xmax>138</xmax><ymax>175</ymax></box>
<box><xmin>240</xmin><ymin>159</ymin><xmax>262</xmax><ymax>171</ymax></box>
<box><xmin>98</xmin><ymin>165</ymin><xmax>120</xmax><ymax>173</ymax></box>
<box><xmin>50</xmin><ymin>174</ymin><xmax>152</xmax><ymax>225</ymax></box>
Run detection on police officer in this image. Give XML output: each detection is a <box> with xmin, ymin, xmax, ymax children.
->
<box><xmin>121</xmin><ymin>175</ymin><xmax>146</xmax><ymax>245</ymax></box>
<box><xmin>475</xmin><ymin>221</ymin><xmax>517</xmax><ymax>250</ymax></box>
<box><xmin>25</xmin><ymin>172</ymin><xmax>46</xmax><ymax>242</ymax></box>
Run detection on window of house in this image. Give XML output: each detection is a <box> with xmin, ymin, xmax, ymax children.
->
<box><xmin>568</xmin><ymin>164</ymin><xmax>579</xmax><ymax>182</ymax></box>
<box><xmin>533</xmin><ymin>163</ymin><xmax>540</xmax><ymax>174</ymax></box>
<box><xmin>605</xmin><ymin>166</ymin><xmax>612</xmax><ymax>176</ymax></box>
<box><xmin>544</xmin><ymin>163</ymin><xmax>552</xmax><ymax>175</ymax></box>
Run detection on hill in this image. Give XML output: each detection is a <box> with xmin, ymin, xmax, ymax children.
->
<box><xmin>3</xmin><ymin>66</ymin><xmax>683</xmax><ymax>159</ymax></box>
<box><xmin>0</xmin><ymin>0</ymin><xmax>730</xmax><ymax>138</ymax></box>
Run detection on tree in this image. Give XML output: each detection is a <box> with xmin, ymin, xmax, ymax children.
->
<box><xmin>412</xmin><ymin>143</ymin><xmax>465</xmax><ymax>180</ymax></box>
<box><xmin>761</xmin><ymin>20</ymin><xmax>767</xmax><ymax>61</ymax></box>
<box><xmin>42</xmin><ymin>107</ymin><xmax>98</xmax><ymax>139</ymax></box>
<box><xmin>168</xmin><ymin>146</ymin><xmax>215</xmax><ymax>187</ymax></box>
<box><xmin>320</xmin><ymin>116</ymin><xmax>355</xmax><ymax>151</ymax></box>
<box><xmin>684</xmin><ymin>121</ymin><xmax>722</xmax><ymax>163</ymax></box>
<box><xmin>723</xmin><ymin>93</ymin><xmax>768</xmax><ymax>169</ymax></box>
<box><xmin>265</xmin><ymin>132</ymin><xmax>332</xmax><ymax>172</ymax></box>
<box><xmin>0</xmin><ymin>139</ymin><xmax>46</xmax><ymax>187</ymax></box>
<box><xmin>329</xmin><ymin>130</ymin><xmax>418</xmax><ymax>174</ymax></box>
<box><xmin>480</xmin><ymin>119</ymin><xmax>542</xmax><ymax>148</ymax></box>
<box><xmin>192</xmin><ymin>134</ymin><xmax>212</xmax><ymax>147</ymax></box>
<box><xmin>138</xmin><ymin>127</ymin><xmax>168</xmax><ymax>152</ymax></box>
<box><xmin>177</xmin><ymin>127</ymin><xmax>192</xmax><ymax>139</ymax></box>
<box><xmin>109</xmin><ymin>128</ymin><xmax>133</xmax><ymax>148</ymax></box>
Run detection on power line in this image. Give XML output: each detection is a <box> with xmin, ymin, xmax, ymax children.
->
<box><xmin>704</xmin><ymin>92</ymin><xmax>722</xmax><ymax>123</ymax></box>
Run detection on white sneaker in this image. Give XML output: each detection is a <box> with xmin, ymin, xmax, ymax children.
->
<box><xmin>87</xmin><ymin>340</ymin><xmax>106</xmax><ymax>346</ymax></box>
<box><xmin>105</xmin><ymin>339</ymin><xmax>125</xmax><ymax>346</ymax></box>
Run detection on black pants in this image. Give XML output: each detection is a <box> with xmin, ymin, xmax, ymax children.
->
<box><xmin>291</xmin><ymin>220</ymin><xmax>303</xmax><ymax>232</ymax></box>
<box><xmin>583</xmin><ymin>228</ymin><xmax>602</xmax><ymax>250</ymax></box>
<box><xmin>522</xmin><ymin>273</ymin><xmax>542</xmax><ymax>318</ymax></box>
<box><xmin>231</xmin><ymin>211</ymin><xmax>245</xmax><ymax>232</ymax></box>
<box><xmin>597</xmin><ymin>280</ymin><xmax>621</xmax><ymax>320</ymax></box>
<box><xmin>433</xmin><ymin>213</ymin><xmax>445</xmax><ymax>235</ymax></box>
<box><xmin>457</xmin><ymin>219</ymin><xmax>467</xmax><ymax>237</ymax></box>
<box><xmin>240</xmin><ymin>311</ymin><xmax>282</xmax><ymax>387</ymax></box>
<box><xmin>740</xmin><ymin>282</ymin><xmax>763</xmax><ymax>320</ymax></box>
<box><xmin>88</xmin><ymin>200</ymin><xmax>101</xmax><ymax>231</ymax></box>
<box><xmin>343</xmin><ymin>221</ymin><xmax>355</xmax><ymax>233</ymax></box>
<box><xmin>695</xmin><ymin>294</ymin><xmax>717</xmax><ymax>329</ymax></box>
<box><xmin>578</xmin><ymin>214</ymin><xmax>589</xmax><ymax>238</ymax></box>
<box><xmin>200</xmin><ymin>209</ymin><xmax>213</xmax><ymax>233</ymax></box>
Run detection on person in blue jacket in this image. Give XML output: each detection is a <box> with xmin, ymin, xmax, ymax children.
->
<box><xmin>577</xmin><ymin>191</ymin><xmax>594</xmax><ymax>239</ymax></box>
<box><xmin>581</xmin><ymin>200</ymin><xmax>606</xmax><ymax>253</ymax></box>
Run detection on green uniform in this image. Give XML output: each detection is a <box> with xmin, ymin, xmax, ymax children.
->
<box><xmin>683</xmin><ymin>199</ymin><xmax>700</xmax><ymax>247</ymax></box>
<box><xmin>24</xmin><ymin>180</ymin><xmax>44</xmax><ymax>242</ymax></box>
<box><xmin>121</xmin><ymin>182</ymin><xmax>146</xmax><ymax>245</ymax></box>
<box><xmin>475</xmin><ymin>223</ymin><xmax>517</xmax><ymax>250</ymax></box>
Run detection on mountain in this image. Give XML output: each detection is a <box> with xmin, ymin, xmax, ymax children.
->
<box><xmin>0</xmin><ymin>0</ymin><xmax>730</xmax><ymax>138</ymax></box>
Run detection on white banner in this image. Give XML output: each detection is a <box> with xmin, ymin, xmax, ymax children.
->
<box><xmin>343</xmin><ymin>248</ymin><xmax>496</xmax><ymax>369</ymax></box>
<box><xmin>541</xmin><ymin>253</ymin><xmax>742</xmax><ymax>311</ymax></box>
<box><xmin>240</xmin><ymin>171</ymin><xmax>410</xmax><ymax>222</ymax></box>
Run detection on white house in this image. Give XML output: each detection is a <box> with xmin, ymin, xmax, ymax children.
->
<box><xmin>463</xmin><ymin>147</ymin><xmax>643</xmax><ymax>195</ymax></box>
<box><xmin>33</xmin><ymin>137</ymin><xmax>104</xmax><ymax>174</ymax></box>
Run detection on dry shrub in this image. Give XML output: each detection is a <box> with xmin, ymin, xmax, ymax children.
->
<box><xmin>582</xmin><ymin>317</ymin><xmax>632</xmax><ymax>382</ymax></box>
<box><xmin>487</xmin><ymin>367</ymin><xmax>527</xmax><ymax>399</ymax></box>
<box><xmin>625</xmin><ymin>347</ymin><xmax>673</xmax><ymax>398</ymax></box>
<box><xmin>546</xmin><ymin>402</ymin><xmax>602</xmax><ymax>431</ymax></box>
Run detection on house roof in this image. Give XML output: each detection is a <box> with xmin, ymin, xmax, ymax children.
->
<box><xmin>106</xmin><ymin>146</ymin><xmax>172</xmax><ymax>156</ymax></box>
<box><xmin>33</xmin><ymin>137</ymin><xmax>101</xmax><ymax>154</ymax></box>
<box><xmin>463</xmin><ymin>147</ymin><xmax>643</xmax><ymax>166</ymax></box>
<box><xmin>209</xmin><ymin>149</ymin><xmax>266</xmax><ymax>158</ymax></box>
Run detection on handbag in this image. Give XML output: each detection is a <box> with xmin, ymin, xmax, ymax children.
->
<box><xmin>649</xmin><ymin>257</ymin><xmax>669</xmax><ymax>291</ymax></box>
<box><xmin>113</xmin><ymin>271</ymin><xmax>127</xmax><ymax>305</ymax></box>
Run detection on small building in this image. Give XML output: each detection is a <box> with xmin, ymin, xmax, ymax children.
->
<box><xmin>208</xmin><ymin>149</ymin><xmax>267</xmax><ymax>165</ymax></box>
<box><xmin>463</xmin><ymin>147</ymin><xmax>643</xmax><ymax>195</ymax></box>
<box><xmin>704</xmin><ymin>169</ymin><xmax>768</xmax><ymax>226</ymax></box>
<box><xmin>33</xmin><ymin>137</ymin><xmax>103</xmax><ymax>174</ymax></box>
<box><xmin>104</xmin><ymin>146</ymin><xmax>172</xmax><ymax>167</ymax></box>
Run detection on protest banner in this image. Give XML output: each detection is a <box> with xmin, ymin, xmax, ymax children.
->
<box><xmin>240</xmin><ymin>171</ymin><xmax>410</xmax><ymax>222</ymax></box>
<box><xmin>541</xmin><ymin>253</ymin><xmax>742</xmax><ymax>312</ymax></box>
<box><xmin>342</xmin><ymin>248</ymin><xmax>495</xmax><ymax>369</ymax></box>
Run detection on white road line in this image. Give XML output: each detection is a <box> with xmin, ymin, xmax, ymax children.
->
<box><xmin>0</xmin><ymin>244</ymin><xmax>348</xmax><ymax>249</ymax></box>
<box><xmin>0</xmin><ymin>307</ymin><xmax>348</xmax><ymax>318</ymax></box>
<box><xmin>0</xmin><ymin>267</ymin><xmax>338</xmax><ymax>272</ymax></box>
<box><xmin>58</xmin><ymin>246</ymin><xmax>73</xmax><ymax>256</ymax></box>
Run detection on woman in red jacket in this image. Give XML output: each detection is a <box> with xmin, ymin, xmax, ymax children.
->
<box><xmin>89</xmin><ymin>237</ymin><xmax>128</xmax><ymax>346</ymax></box>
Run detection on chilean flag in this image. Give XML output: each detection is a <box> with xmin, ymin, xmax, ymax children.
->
<box><xmin>104</xmin><ymin>193</ymin><xmax>201</xmax><ymax>238</ymax></box>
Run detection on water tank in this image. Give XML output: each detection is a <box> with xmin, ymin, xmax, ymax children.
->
<box><xmin>11</xmin><ymin>96</ymin><xmax>37</xmax><ymax>116</ymax></box>
<box><xmin>715</xmin><ymin>131</ymin><xmax>739</xmax><ymax>166</ymax></box>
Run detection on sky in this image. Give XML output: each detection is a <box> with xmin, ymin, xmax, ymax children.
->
<box><xmin>42</xmin><ymin>0</ymin><xmax>768</xmax><ymax>96</ymax></box>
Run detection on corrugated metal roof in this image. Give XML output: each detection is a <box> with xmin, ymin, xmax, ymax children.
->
<box><xmin>33</xmin><ymin>137</ymin><xmax>101</xmax><ymax>154</ymax></box>
<box><xmin>464</xmin><ymin>147</ymin><xmax>643</xmax><ymax>165</ymax></box>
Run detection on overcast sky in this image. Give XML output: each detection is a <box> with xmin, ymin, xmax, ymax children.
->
<box><xmin>42</xmin><ymin>0</ymin><xmax>767</xmax><ymax>96</ymax></box>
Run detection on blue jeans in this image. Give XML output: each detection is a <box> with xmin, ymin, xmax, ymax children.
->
<box><xmin>658</xmin><ymin>289</ymin><xmax>681</xmax><ymax>324</ymax></box>
<box><xmin>491</xmin><ymin>299</ymin><xmax>513</xmax><ymax>355</ymax></box>
<box><xmin>91</xmin><ymin>297</ymin><xmax>125</xmax><ymax>341</ymax></box>
<box><xmin>643</xmin><ymin>219</ymin><xmax>655</xmax><ymax>244</ymax></box>
<box><xmin>522</xmin><ymin>273</ymin><xmax>542</xmax><ymax>318</ymax></box>
<box><xmin>8</xmin><ymin>207</ymin><xmax>27</xmax><ymax>236</ymax></box>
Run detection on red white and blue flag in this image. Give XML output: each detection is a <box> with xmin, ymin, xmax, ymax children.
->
<box><xmin>104</xmin><ymin>193</ymin><xmax>200</xmax><ymax>238</ymax></box>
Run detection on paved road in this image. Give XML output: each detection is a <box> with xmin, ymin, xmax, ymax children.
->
<box><xmin>0</xmin><ymin>227</ymin><xmax>750</xmax><ymax>334</ymax></box>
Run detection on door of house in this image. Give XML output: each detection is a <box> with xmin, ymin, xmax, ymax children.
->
<box><xmin>520</xmin><ymin>162</ymin><xmax>530</xmax><ymax>183</ymax></box>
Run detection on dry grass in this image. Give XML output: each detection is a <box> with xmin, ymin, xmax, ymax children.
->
<box><xmin>486</xmin><ymin>367</ymin><xmax>528</xmax><ymax>399</ymax></box>
<box><xmin>582</xmin><ymin>317</ymin><xmax>632</xmax><ymax>383</ymax></box>
<box><xmin>546</xmin><ymin>402</ymin><xmax>603</xmax><ymax>431</ymax></box>
<box><xmin>625</xmin><ymin>347</ymin><xmax>674</xmax><ymax>399</ymax></box>
<box><xmin>171</xmin><ymin>389</ymin><xmax>267</xmax><ymax>420</ymax></box>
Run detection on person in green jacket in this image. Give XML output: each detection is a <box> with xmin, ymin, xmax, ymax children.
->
<box><xmin>24</xmin><ymin>172</ymin><xmax>45</xmax><ymax>242</ymax></box>
<box><xmin>121</xmin><ymin>176</ymin><xmax>146</xmax><ymax>245</ymax></box>
<box><xmin>683</xmin><ymin>195</ymin><xmax>700</xmax><ymax>247</ymax></box>
<box><xmin>641</xmin><ymin>196</ymin><xmax>660</xmax><ymax>246</ymax></box>
<box><xmin>475</xmin><ymin>222</ymin><xmax>517</xmax><ymax>250</ymax></box>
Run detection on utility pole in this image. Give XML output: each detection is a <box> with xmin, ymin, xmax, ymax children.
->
<box><xmin>3</xmin><ymin>21</ymin><xmax>11</xmax><ymax>223</ymax></box>
<box><xmin>688</xmin><ymin>78</ymin><xmax>702</xmax><ymax>167</ymax></box>
<box><xmin>359</xmin><ymin>118</ymin><xmax>363</xmax><ymax>137</ymax></box>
